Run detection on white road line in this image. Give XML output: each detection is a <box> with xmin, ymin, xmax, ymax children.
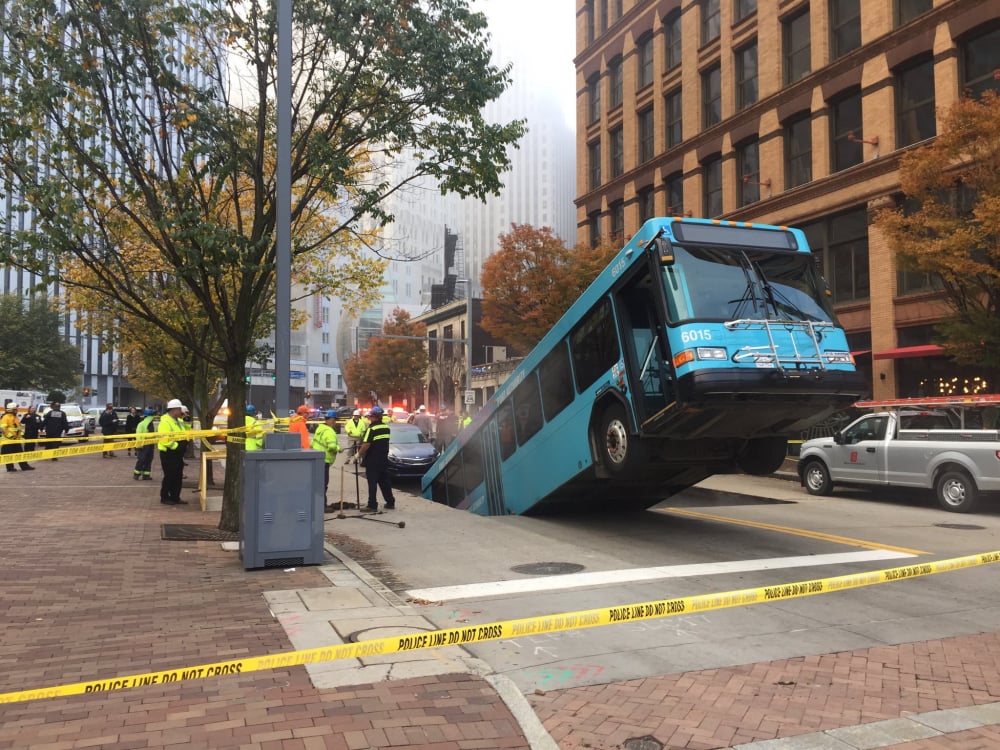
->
<box><xmin>405</xmin><ymin>549</ymin><xmax>916</xmax><ymax>602</ymax></box>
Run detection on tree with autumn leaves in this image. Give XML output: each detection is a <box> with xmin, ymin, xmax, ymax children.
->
<box><xmin>0</xmin><ymin>0</ymin><xmax>523</xmax><ymax>531</ymax></box>
<box><xmin>480</xmin><ymin>224</ymin><xmax>620</xmax><ymax>354</ymax></box>
<box><xmin>343</xmin><ymin>309</ymin><xmax>428</xmax><ymax>409</ymax></box>
<box><xmin>875</xmin><ymin>90</ymin><xmax>1000</xmax><ymax>378</ymax></box>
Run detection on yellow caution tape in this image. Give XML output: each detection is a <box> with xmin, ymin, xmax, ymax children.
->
<box><xmin>2</xmin><ymin>549</ymin><xmax>999</xmax><ymax>704</ymax></box>
<box><xmin>0</xmin><ymin>423</ymin><xmax>273</xmax><ymax>464</ymax></box>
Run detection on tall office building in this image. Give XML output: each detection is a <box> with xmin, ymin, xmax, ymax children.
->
<box><xmin>575</xmin><ymin>0</ymin><xmax>999</xmax><ymax>399</ymax></box>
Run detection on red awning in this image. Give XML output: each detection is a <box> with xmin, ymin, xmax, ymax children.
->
<box><xmin>872</xmin><ymin>344</ymin><xmax>945</xmax><ymax>360</ymax></box>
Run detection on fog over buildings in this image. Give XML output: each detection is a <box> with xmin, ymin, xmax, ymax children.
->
<box><xmin>334</xmin><ymin>0</ymin><xmax>577</xmax><ymax>379</ymax></box>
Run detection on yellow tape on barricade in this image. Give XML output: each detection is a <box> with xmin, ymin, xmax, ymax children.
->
<box><xmin>2</xmin><ymin>549</ymin><xmax>999</xmax><ymax>704</ymax></box>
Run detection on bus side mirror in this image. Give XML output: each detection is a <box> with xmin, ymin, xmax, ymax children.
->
<box><xmin>654</xmin><ymin>239</ymin><xmax>674</xmax><ymax>266</ymax></box>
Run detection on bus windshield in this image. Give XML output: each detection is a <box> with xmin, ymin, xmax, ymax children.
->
<box><xmin>662</xmin><ymin>244</ymin><xmax>835</xmax><ymax>323</ymax></box>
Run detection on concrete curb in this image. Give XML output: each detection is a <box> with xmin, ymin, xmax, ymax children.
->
<box><xmin>322</xmin><ymin>540</ymin><xmax>559</xmax><ymax>750</ymax></box>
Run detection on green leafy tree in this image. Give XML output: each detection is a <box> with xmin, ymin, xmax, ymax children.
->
<box><xmin>344</xmin><ymin>308</ymin><xmax>428</xmax><ymax>408</ymax></box>
<box><xmin>0</xmin><ymin>294</ymin><xmax>80</xmax><ymax>392</ymax></box>
<box><xmin>0</xmin><ymin>0</ymin><xmax>523</xmax><ymax>530</ymax></box>
<box><xmin>480</xmin><ymin>224</ymin><xmax>620</xmax><ymax>353</ymax></box>
<box><xmin>875</xmin><ymin>90</ymin><xmax>1000</xmax><ymax>379</ymax></box>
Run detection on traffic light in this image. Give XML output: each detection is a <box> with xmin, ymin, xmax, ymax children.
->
<box><xmin>83</xmin><ymin>387</ymin><xmax>91</xmax><ymax>396</ymax></box>
<box><xmin>244</xmin><ymin>375</ymin><xmax>251</xmax><ymax>384</ymax></box>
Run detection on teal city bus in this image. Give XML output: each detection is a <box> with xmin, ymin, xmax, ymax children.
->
<box><xmin>421</xmin><ymin>217</ymin><xmax>867</xmax><ymax>515</ymax></box>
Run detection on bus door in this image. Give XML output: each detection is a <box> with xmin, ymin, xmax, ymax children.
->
<box><xmin>615</xmin><ymin>268</ymin><xmax>672</xmax><ymax>422</ymax></box>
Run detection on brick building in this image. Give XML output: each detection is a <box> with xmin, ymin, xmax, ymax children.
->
<box><xmin>575</xmin><ymin>0</ymin><xmax>999</xmax><ymax>399</ymax></box>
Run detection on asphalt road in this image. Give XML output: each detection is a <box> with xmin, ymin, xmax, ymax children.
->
<box><xmin>326</xmin><ymin>469</ymin><xmax>1000</xmax><ymax>693</ymax></box>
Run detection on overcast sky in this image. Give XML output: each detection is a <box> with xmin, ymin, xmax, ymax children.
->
<box><xmin>473</xmin><ymin>0</ymin><xmax>577</xmax><ymax>130</ymax></box>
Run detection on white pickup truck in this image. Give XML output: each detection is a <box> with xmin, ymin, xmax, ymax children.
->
<box><xmin>798</xmin><ymin>400</ymin><xmax>1000</xmax><ymax>513</ymax></box>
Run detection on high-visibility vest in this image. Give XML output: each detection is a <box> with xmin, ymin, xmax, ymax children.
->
<box><xmin>245</xmin><ymin>415</ymin><xmax>264</xmax><ymax>451</ymax></box>
<box><xmin>311</xmin><ymin>423</ymin><xmax>340</xmax><ymax>464</ymax></box>
<box><xmin>137</xmin><ymin>415</ymin><xmax>155</xmax><ymax>435</ymax></box>
<box><xmin>344</xmin><ymin>417</ymin><xmax>366</xmax><ymax>440</ymax></box>
<box><xmin>157</xmin><ymin>413</ymin><xmax>184</xmax><ymax>451</ymax></box>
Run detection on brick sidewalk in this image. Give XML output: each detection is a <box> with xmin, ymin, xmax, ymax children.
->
<box><xmin>0</xmin><ymin>451</ymin><xmax>529</xmax><ymax>749</ymax></box>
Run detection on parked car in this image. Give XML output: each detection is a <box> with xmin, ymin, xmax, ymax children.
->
<box><xmin>385</xmin><ymin>423</ymin><xmax>440</xmax><ymax>478</ymax></box>
<box><xmin>38</xmin><ymin>402</ymin><xmax>92</xmax><ymax>442</ymax></box>
<box><xmin>85</xmin><ymin>407</ymin><xmax>100</xmax><ymax>430</ymax></box>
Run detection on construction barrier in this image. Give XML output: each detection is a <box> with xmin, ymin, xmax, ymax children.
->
<box><xmin>2</xmin><ymin>549</ymin><xmax>999</xmax><ymax>704</ymax></box>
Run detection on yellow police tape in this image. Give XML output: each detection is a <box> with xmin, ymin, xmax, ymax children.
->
<box><xmin>2</xmin><ymin>549</ymin><xmax>999</xmax><ymax>704</ymax></box>
<box><xmin>0</xmin><ymin>423</ymin><xmax>273</xmax><ymax>465</ymax></box>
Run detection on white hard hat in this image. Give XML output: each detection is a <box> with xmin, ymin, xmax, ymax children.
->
<box><xmin>353</xmin><ymin>409</ymin><xmax>361</xmax><ymax>416</ymax></box>
<box><xmin>166</xmin><ymin>398</ymin><xmax>183</xmax><ymax>410</ymax></box>
<box><xmin>418</xmin><ymin>405</ymin><xmax>425</xmax><ymax>411</ymax></box>
<box><xmin>181</xmin><ymin>406</ymin><xmax>190</xmax><ymax>414</ymax></box>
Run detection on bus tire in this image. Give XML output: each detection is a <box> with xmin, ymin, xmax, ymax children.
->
<box><xmin>936</xmin><ymin>470</ymin><xmax>978</xmax><ymax>513</ymax></box>
<box><xmin>801</xmin><ymin>459</ymin><xmax>833</xmax><ymax>496</ymax></box>
<box><xmin>736</xmin><ymin>437</ymin><xmax>787</xmax><ymax>475</ymax></box>
<box><xmin>598</xmin><ymin>403</ymin><xmax>636</xmax><ymax>475</ymax></box>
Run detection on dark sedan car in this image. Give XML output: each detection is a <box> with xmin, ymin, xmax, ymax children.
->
<box><xmin>386</xmin><ymin>423</ymin><xmax>440</xmax><ymax>478</ymax></box>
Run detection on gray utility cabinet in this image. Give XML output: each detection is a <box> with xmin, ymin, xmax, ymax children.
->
<box><xmin>241</xmin><ymin>432</ymin><xmax>325</xmax><ymax>570</ymax></box>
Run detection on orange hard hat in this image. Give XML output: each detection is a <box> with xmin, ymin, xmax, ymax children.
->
<box><xmin>296</xmin><ymin>405</ymin><xmax>311</xmax><ymax>415</ymax></box>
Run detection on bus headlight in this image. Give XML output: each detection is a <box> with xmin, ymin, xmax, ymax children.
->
<box><xmin>696</xmin><ymin>347</ymin><xmax>728</xmax><ymax>360</ymax></box>
<box><xmin>824</xmin><ymin>351</ymin><xmax>853</xmax><ymax>364</ymax></box>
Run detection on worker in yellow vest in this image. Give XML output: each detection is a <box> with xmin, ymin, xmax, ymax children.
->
<box><xmin>245</xmin><ymin>404</ymin><xmax>264</xmax><ymax>451</ymax></box>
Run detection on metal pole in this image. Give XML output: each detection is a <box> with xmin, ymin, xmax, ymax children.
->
<box><xmin>274</xmin><ymin>0</ymin><xmax>291</xmax><ymax>416</ymax></box>
<box><xmin>465</xmin><ymin>280</ymin><xmax>472</xmax><ymax>406</ymax></box>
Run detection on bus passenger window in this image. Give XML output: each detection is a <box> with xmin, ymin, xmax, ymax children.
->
<box><xmin>497</xmin><ymin>403</ymin><xmax>516</xmax><ymax>460</ymax></box>
<box><xmin>539</xmin><ymin>341</ymin><xmax>574</xmax><ymax>421</ymax></box>
<box><xmin>513</xmin><ymin>373</ymin><xmax>544</xmax><ymax>445</ymax></box>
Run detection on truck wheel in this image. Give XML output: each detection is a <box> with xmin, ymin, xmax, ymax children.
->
<box><xmin>598</xmin><ymin>403</ymin><xmax>636</xmax><ymax>475</ymax></box>
<box><xmin>936</xmin><ymin>470</ymin><xmax>979</xmax><ymax>513</ymax></box>
<box><xmin>802</xmin><ymin>459</ymin><xmax>833</xmax><ymax>496</ymax></box>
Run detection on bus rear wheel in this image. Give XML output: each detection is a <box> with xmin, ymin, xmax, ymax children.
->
<box><xmin>598</xmin><ymin>403</ymin><xmax>636</xmax><ymax>475</ymax></box>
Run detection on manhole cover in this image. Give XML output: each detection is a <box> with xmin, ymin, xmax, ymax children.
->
<box><xmin>934</xmin><ymin>523</ymin><xmax>985</xmax><ymax>530</ymax></box>
<box><xmin>161</xmin><ymin>524</ymin><xmax>239</xmax><ymax>542</ymax></box>
<box><xmin>623</xmin><ymin>736</ymin><xmax>664</xmax><ymax>750</ymax></box>
<box><xmin>510</xmin><ymin>562</ymin><xmax>585</xmax><ymax>575</ymax></box>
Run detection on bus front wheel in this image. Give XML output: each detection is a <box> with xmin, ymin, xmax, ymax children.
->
<box><xmin>598</xmin><ymin>404</ymin><xmax>635</xmax><ymax>475</ymax></box>
<box><xmin>737</xmin><ymin>437</ymin><xmax>788</xmax><ymax>475</ymax></box>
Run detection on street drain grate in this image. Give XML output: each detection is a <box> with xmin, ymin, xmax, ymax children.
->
<box><xmin>934</xmin><ymin>523</ymin><xmax>986</xmax><ymax>531</ymax></box>
<box><xmin>161</xmin><ymin>524</ymin><xmax>239</xmax><ymax>542</ymax></box>
<box><xmin>510</xmin><ymin>562</ymin><xmax>585</xmax><ymax>575</ymax></box>
<box><xmin>623</xmin><ymin>736</ymin><xmax>664</xmax><ymax>750</ymax></box>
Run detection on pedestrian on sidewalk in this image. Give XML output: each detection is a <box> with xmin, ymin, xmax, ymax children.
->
<box><xmin>1</xmin><ymin>402</ymin><xmax>35</xmax><ymax>471</ymax></box>
<box><xmin>157</xmin><ymin>399</ymin><xmax>187</xmax><ymax>504</ymax></box>
<box><xmin>99</xmin><ymin>402</ymin><xmax>120</xmax><ymax>457</ymax></box>
<box><xmin>133</xmin><ymin>408</ymin><xmax>156</xmax><ymax>481</ymax></box>
<box><xmin>356</xmin><ymin>405</ymin><xmax>395</xmax><ymax>512</ymax></box>
<box><xmin>124</xmin><ymin>406</ymin><xmax>141</xmax><ymax>457</ymax></box>
<box><xmin>41</xmin><ymin>402</ymin><xmax>68</xmax><ymax>460</ymax></box>
<box><xmin>311</xmin><ymin>410</ymin><xmax>340</xmax><ymax>511</ymax></box>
